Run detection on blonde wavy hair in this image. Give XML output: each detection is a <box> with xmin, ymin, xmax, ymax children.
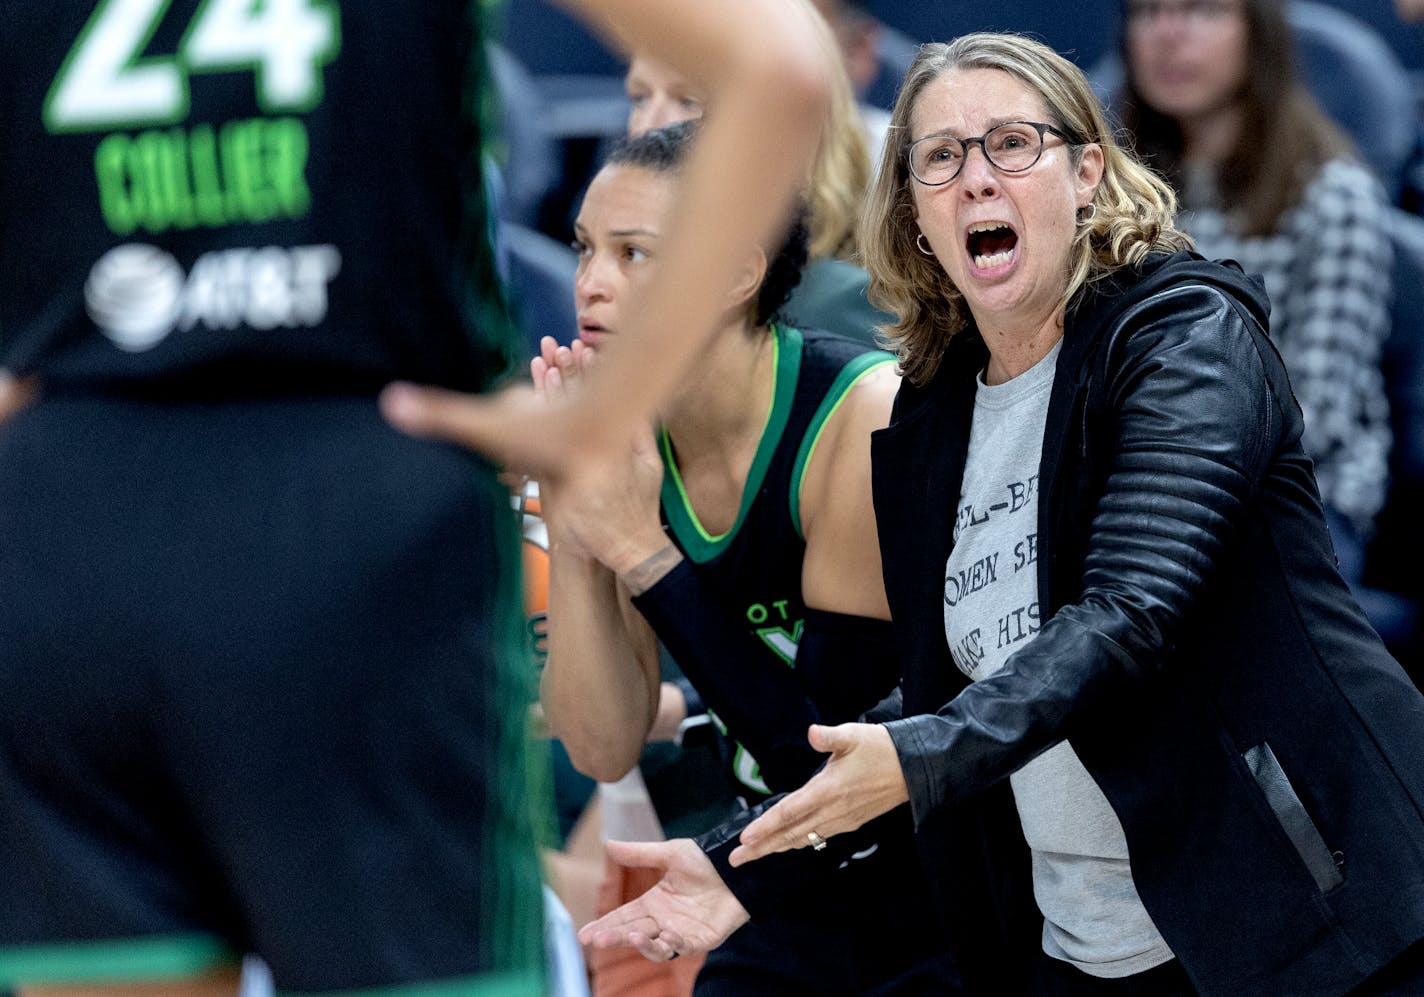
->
<box><xmin>861</xmin><ymin>32</ymin><xmax>1192</xmax><ymax>384</ymax></box>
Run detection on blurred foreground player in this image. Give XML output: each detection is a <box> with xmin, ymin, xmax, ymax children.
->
<box><xmin>0</xmin><ymin>0</ymin><xmax>832</xmax><ymax>994</ymax></box>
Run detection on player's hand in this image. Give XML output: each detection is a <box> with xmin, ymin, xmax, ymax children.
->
<box><xmin>522</xmin><ymin>337</ymin><xmax>665</xmax><ymax>574</ymax></box>
<box><xmin>728</xmin><ymin>722</ymin><xmax>908</xmax><ymax>866</ymax></box>
<box><xmin>530</xmin><ymin>335</ymin><xmax>594</xmax><ymax>399</ymax></box>
<box><xmin>556</xmin><ymin>414</ymin><xmax>665</xmax><ymax>575</ymax></box>
<box><xmin>382</xmin><ymin>379</ymin><xmax>575</xmax><ymax>471</ymax></box>
<box><xmin>385</xmin><ymin>335</ymin><xmax>603</xmax><ymax>480</ymax></box>
<box><xmin>526</xmin><ymin>337</ymin><xmax>590</xmax><ymax>540</ymax></box>
<box><xmin>578</xmin><ymin>839</ymin><xmax>749</xmax><ymax>961</ymax></box>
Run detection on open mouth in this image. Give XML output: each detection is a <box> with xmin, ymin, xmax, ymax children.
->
<box><xmin>966</xmin><ymin>222</ymin><xmax>1018</xmax><ymax>270</ymax></box>
<box><xmin>578</xmin><ymin>320</ymin><xmax>611</xmax><ymax>345</ymax></box>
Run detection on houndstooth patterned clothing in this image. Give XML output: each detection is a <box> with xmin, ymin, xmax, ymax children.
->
<box><xmin>1180</xmin><ymin>158</ymin><xmax>1393</xmax><ymax>538</ymax></box>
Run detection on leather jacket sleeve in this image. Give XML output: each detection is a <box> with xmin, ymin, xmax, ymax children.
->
<box><xmin>886</xmin><ymin>283</ymin><xmax>1290</xmax><ymax>825</ymax></box>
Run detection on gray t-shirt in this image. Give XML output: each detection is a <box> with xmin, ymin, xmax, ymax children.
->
<box><xmin>943</xmin><ymin>339</ymin><xmax>1174</xmax><ymax>978</ymax></box>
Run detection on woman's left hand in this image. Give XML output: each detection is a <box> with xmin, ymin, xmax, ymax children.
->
<box><xmin>728</xmin><ymin>722</ymin><xmax>909</xmax><ymax>866</ymax></box>
<box><xmin>578</xmin><ymin>839</ymin><xmax>750</xmax><ymax>960</ymax></box>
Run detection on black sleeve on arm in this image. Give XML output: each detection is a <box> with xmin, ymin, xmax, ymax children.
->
<box><xmin>632</xmin><ymin>559</ymin><xmax>824</xmax><ymax>792</ymax></box>
<box><xmin>696</xmin><ymin>797</ymin><xmax>805</xmax><ymax>918</ymax></box>
<box><xmin>672</xmin><ymin>676</ymin><xmax>704</xmax><ymax>717</ymax></box>
<box><xmin>693</xmin><ymin>795</ymin><xmax>910</xmax><ymax>920</ymax></box>
<box><xmin>633</xmin><ymin>564</ymin><xmax>906</xmax><ymax>792</ymax></box>
<box><xmin>796</xmin><ymin>608</ymin><xmax>899</xmax><ymax>724</ymax></box>
<box><xmin>861</xmin><ymin>684</ymin><xmax>903</xmax><ymax>724</ymax></box>
<box><xmin>890</xmin><ymin>286</ymin><xmax>1286</xmax><ymax>824</ymax></box>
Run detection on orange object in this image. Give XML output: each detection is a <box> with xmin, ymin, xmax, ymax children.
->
<box><xmin>520</xmin><ymin>482</ymin><xmax>550</xmax><ymax>664</ymax></box>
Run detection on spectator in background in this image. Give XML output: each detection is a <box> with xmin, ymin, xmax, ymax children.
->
<box><xmin>624</xmin><ymin>0</ymin><xmax>894</xmax><ymax>344</ymax></box>
<box><xmin>623</xmin><ymin>54</ymin><xmax>705</xmax><ymax>136</ymax></box>
<box><xmin>810</xmin><ymin>0</ymin><xmax>893</xmax><ymax>155</ymax></box>
<box><xmin>1119</xmin><ymin>0</ymin><xmax>1394</xmax><ymax>570</ymax></box>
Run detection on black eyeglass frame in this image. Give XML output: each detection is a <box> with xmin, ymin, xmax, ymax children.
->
<box><xmin>905</xmin><ymin>121</ymin><xmax>1076</xmax><ymax>187</ymax></box>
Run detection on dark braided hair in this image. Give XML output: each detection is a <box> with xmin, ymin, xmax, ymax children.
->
<box><xmin>603</xmin><ymin>119</ymin><xmax>809</xmax><ymax>327</ymax></box>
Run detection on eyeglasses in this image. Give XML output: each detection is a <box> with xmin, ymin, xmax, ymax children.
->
<box><xmin>1125</xmin><ymin>0</ymin><xmax>1240</xmax><ymax>27</ymax></box>
<box><xmin>906</xmin><ymin>121</ymin><xmax>1074</xmax><ymax>187</ymax></box>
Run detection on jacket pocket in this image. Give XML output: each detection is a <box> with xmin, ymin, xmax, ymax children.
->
<box><xmin>1244</xmin><ymin>741</ymin><xmax>1344</xmax><ymax>892</ymax></box>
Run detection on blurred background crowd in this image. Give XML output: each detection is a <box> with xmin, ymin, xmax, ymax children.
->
<box><xmin>489</xmin><ymin>0</ymin><xmax>1424</xmax><ymax>682</ymax></box>
<box><xmin>483</xmin><ymin>6</ymin><xmax>1424</xmax><ymax>993</ymax></box>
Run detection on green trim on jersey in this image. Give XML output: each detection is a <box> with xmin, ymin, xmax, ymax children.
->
<box><xmin>789</xmin><ymin>352</ymin><xmax>896</xmax><ymax>539</ymax></box>
<box><xmin>660</xmin><ymin>324</ymin><xmax>803</xmax><ymax>563</ymax></box>
<box><xmin>0</xmin><ymin>936</ymin><xmax>541</xmax><ymax>996</ymax></box>
<box><xmin>475</xmin><ymin>464</ymin><xmax>548</xmax><ymax>983</ymax></box>
<box><xmin>280</xmin><ymin>968</ymin><xmax>544</xmax><ymax>997</ymax></box>
<box><xmin>0</xmin><ymin>933</ymin><xmax>235</xmax><ymax>985</ymax></box>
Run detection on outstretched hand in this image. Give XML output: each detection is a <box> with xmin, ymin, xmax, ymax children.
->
<box><xmin>384</xmin><ymin>334</ymin><xmax>612</xmax><ymax>481</ymax></box>
<box><xmin>380</xmin><ymin>377</ymin><xmax>586</xmax><ymax>473</ymax></box>
<box><xmin>729</xmin><ymin>722</ymin><xmax>909</xmax><ymax>866</ymax></box>
<box><xmin>578</xmin><ymin>839</ymin><xmax>750</xmax><ymax>961</ymax></box>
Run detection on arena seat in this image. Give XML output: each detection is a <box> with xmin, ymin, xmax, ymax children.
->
<box><xmin>487</xmin><ymin>43</ymin><xmax>563</xmax><ymax>229</ymax></box>
<box><xmin>498</xmin><ymin>221</ymin><xmax>579</xmax><ymax>356</ymax></box>
<box><xmin>1362</xmin><ymin>208</ymin><xmax>1424</xmax><ymax>674</ymax></box>
<box><xmin>1288</xmin><ymin>0</ymin><xmax>1417</xmax><ymax>202</ymax></box>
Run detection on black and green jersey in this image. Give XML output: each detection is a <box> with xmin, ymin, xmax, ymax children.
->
<box><xmin>0</xmin><ymin>4</ymin><xmax>543</xmax><ymax>995</ymax></box>
<box><xmin>659</xmin><ymin>324</ymin><xmax>894</xmax><ymax>798</ymax></box>
<box><xmin>0</xmin><ymin>0</ymin><xmax>514</xmax><ymax>395</ymax></box>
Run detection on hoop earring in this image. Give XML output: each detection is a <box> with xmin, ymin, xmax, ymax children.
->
<box><xmin>1077</xmin><ymin>203</ymin><xmax>1098</xmax><ymax>225</ymax></box>
<box><xmin>916</xmin><ymin>233</ymin><xmax>935</xmax><ymax>256</ymax></box>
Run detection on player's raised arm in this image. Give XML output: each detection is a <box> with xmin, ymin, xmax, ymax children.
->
<box><xmin>381</xmin><ymin>0</ymin><xmax>834</xmax><ymax>478</ymax></box>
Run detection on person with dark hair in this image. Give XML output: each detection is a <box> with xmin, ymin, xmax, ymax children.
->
<box><xmin>1119</xmin><ymin>0</ymin><xmax>1393</xmax><ymax>567</ymax></box>
<box><xmin>579</xmin><ymin>32</ymin><xmax>1424</xmax><ymax>997</ymax></box>
<box><xmin>533</xmin><ymin>120</ymin><xmax>958</xmax><ymax>996</ymax></box>
<box><xmin>0</xmin><ymin>0</ymin><xmax>832</xmax><ymax>994</ymax></box>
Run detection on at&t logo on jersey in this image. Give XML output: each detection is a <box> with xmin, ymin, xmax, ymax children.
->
<box><xmin>85</xmin><ymin>242</ymin><xmax>341</xmax><ymax>351</ymax></box>
<box><xmin>49</xmin><ymin>0</ymin><xmax>347</xmax><ymax>353</ymax></box>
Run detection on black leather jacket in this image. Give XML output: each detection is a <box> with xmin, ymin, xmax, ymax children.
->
<box><xmin>870</xmin><ymin>252</ymin><xmax>1424</xmax><ymax>995</ymax></box>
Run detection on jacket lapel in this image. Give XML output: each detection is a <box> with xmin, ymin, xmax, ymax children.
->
<box><xmin>872</xmin><ymin>336</ymin><xmax>984</xmax><ymax>713</ymax></box>
<box><xmin>1037</xmin><ymin>306</ymin><xmax>1096</xmax><ymax>614</ymax></box>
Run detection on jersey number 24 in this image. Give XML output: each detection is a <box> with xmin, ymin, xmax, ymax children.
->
<box><xmin>45</xmin><ymin>0</ymin><xmax>340</xmax><ymax>133</ymax></box>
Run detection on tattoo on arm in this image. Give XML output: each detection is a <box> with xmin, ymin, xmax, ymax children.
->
<box><xmin>621</xmin><ymin>544</ymin><xmax>684</xmax><ymax>596</ymax></box>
